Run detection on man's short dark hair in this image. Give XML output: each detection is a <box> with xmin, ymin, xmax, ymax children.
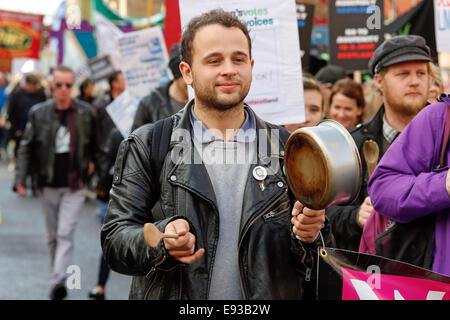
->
<box><xmin>25</xmin><ymin>74</ymin><xmax>39</xmax><ymax>85</ymax></box>
<box><xmin>79</xmin><ymin>78</ymin><xmax>94</xmax><ymax>95</ymax></box>
<box><xmin>169</xmin><ymin>43</ymin><xmax>182</xmax><ymax>79</ymax></box>
<box><xmin>180</xmin><ymin>9</ymin><xmax>252</xmax><ymax>66</ymax></box>
<box><xmin>108</xmin><ymin>70</ymin><xmax>123</xmax><ymax>88</ymax></box>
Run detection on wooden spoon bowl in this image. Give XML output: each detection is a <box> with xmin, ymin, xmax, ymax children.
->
<box><xmin>363</xmin><ymin>139</ymin><xmax>379</xmax><ymax>178</ymax></box>
<box><xmin>144</xmin><ymin>222</ymin><xmax>179</xmax><ymax>248</ymax></box>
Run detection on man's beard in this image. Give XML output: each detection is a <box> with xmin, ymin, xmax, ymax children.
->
<box><xmin>192</xmin><ymin>76</ymin><xmax>250</xmax><ymax>111</ymax></box>
<box><xmin>384</xmin><ymin>89</ymin><xmax>428</xmax><ymax>117</ymax></box>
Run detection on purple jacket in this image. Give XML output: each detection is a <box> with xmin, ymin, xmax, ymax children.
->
<box><xmin>368</xmin><ymin>101</ymin><xmax>450</xmax><ymax>277</ymax></box>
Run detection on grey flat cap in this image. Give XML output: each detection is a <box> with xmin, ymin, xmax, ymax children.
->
<box><xmin>368</xmin><ymin>35</ymin><xmax>431</xmax><ymax>75</ymax></box>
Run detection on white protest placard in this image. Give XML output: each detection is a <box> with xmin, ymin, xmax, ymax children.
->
<box><xmin>106</xmin><ymin>90</ymin><xmax>141</xmax><ymax>138</ymax></box>
<box><xmin>434</xmin><ymin>0</ymin><xmax>450</xmax><ymax>53</ymax></box>
<box><xmin>11</xmin><ymin>58</ymin><xmax>40</xmax><ymax>75</ymax></box>
<box><xmin>179</xmin><ymin>0</ymin><xmax>305</xmax><ymax>125</ymax></box>
<box><xmin>94</xmin><ymin>12</ymin><xmax>122</xmax><ymax>70</ymax></box>
<box><xmin>117</xmin><ymin>26</ymin><xmax>172</xmax><ymax>98</ymax></box>
<box><xmin>101</xmin><ymin>25</ymin><xmax>172</xmax><ymax>137</ymax></box>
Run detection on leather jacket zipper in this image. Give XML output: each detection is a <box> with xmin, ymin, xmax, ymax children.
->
<box><xmin>237</xmin><ymin>189</ymin><xmax>288</xmax><ymax>299</ymax></box>
<box><xmin>305</xmin><ymin>267</ymin><xmax>312</xmax><ymax>282</ymax></box>
<box><xmin>144</xmin><ymin>256</ymin><xmax>186</xmax><ymax>299</ymax></box>
<box><xmin>144</xmin><ymin>255</ymin><xmax>167</xmax><ymax>300</ymax></box>
<box><xmin>262</xmin><ymin>199</ymin><xmax>290</xmax><ymax>221</ymax></box>
<box><xmin>300</xmin><ymin>247</ymin><xmax>314</xmax><ymax>282</ymax></box>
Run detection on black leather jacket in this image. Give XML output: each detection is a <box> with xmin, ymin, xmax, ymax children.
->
<box><xmin>14</xmin><ymin>98</ymin><xmax>101</xmax><ymax>189</ymax></box>
<box><xmin>131</xmin><ymin>80</ymin><xmax>178</xmax><ymax>132</ymax></box>
<box><xmin>325</xmin><ymin>106</ymin><xmax>386</xmax><ymax>251</ymax></box>
<box><xmin>92</xmin><ymin>92</ymin><xmax>116</xmax><ymax>155</ymax></box>
<box><xmin>101</xmin><ymin>101</ymin><xmax>333</xmax><ymax>300</ymax></box>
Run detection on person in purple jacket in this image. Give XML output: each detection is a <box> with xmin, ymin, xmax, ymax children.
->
<box><xmin>327</xmin><ymin>35</ymin><xmax>433</xmax><ymax>252</ymax></box>
<box><xmin>368</xmin><ymin>95</ymin><xmax>450</xmax><ymax>277</ymax></box>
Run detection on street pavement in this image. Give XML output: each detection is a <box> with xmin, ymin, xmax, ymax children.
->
<box><xmin>0</xmin><ymin>157</ymin><xmax>131</xmax><ymax>300</ymax></box>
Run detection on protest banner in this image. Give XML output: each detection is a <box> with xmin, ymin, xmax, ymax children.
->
<box><xmin>62</xmin><ymin>29</ymin><xmax>88</xmax><ymax>75</ymax></box>
<box><xmin>328</xmin><ymin>0</ymin><xmax>384</xmax><ymax>71</ymax></box>
<box><xmin>385</xmin><ymin>1</ymin><xmax>438</xmax><ymax>62</ymax></box>
<box><xmin>296</xmin><ymin>2</ymin><xmax>315</xmax><ymax>70</ymax></box>
<box><xmin>317</xmin><ymin>248</ymin><xmax>450</xmax><ymax>300</ymax></box>
<box><xmin>87</xmin><ymin>54</ymin><xmax>116</xmax><ymax>81</ymax></box>
<box><xmin>106</xmin><ymin>90</ymin><xmax>141</xmax><ymax>138</ymax></box>
<box><xmin>116</xmin><ymin>26</ymin><xmax>171</xmax><ymax>98</ymax></box>
<box><xmin>94</xmin><ymin>12</ymin><xmax>122</xmax><ymax>70</ymax></box>
<box><xmin>310</xmin><ymin>0</ymin><xmax>329</xmax><ymax>59</ymax></box>
<box><xmin>0</xmin><ymin>10</ymin><xmax>44</xmax><ymax>72</ymax></box>
<box><xmin>96</xmin><ymin>17</ymin><xmax>171</xmax><ymax>137</ymax></box>
<box><xmin>178</xmin><ymin>0</ymin><xmax>305</xmax><ymax>125</ymax></box>
<box><xmin>434</xmin><ymin>0</ymin><xmax>450</xmax><ymax>53</ymax></box>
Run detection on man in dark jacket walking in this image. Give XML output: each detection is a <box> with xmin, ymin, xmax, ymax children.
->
<box><xmin>325</xmin><ymin>35</ymin><xmax>432</xmax><ymax>251</ymax></box>
<box><xmin>7</xmin><ymin>73</ymin><xmax>46</xmax><ymax>165</ymax></box>
<box><xmin>101</xmin><ymin>9</ymin><xmax>331</xmax><ymax>300</ymax></box>
<box><xmin>14</xmin><ymin>65</ymin><xmax>102</xmax><ymax>300</ymax></box>
<box><xmin>92</xmin><ymin>70</ymin><xmax>126</xmax><ymax>155</ymax></box>
<box><xmin>131</xmin><ymin>42</ymin><xmax>188</xmax><ymax>131</ymax></box>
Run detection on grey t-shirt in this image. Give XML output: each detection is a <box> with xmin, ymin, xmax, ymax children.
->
<box><xmin>190</xmin><ymin>107</ymin><xmax>257</xmax><ymax>299</ymax></box>
<box><xmin>198</xmin><ymin>139</ymin><xmax>256</xmax><ymax>300</ymax></box>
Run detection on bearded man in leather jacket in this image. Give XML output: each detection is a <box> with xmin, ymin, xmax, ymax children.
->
<box><xmin>101</xmin><ymin>9</ymin><xmax>333</xmax><ymax>300</ymax></box>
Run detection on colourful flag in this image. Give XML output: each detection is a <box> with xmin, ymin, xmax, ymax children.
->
<box><xmin>0</xmin><ymin>10</ymin><xmax>44</xmax><ymax>72</ymax></box>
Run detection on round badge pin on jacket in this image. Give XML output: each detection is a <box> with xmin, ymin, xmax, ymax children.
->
<box><xmin>253</xmin><ymin>166</ymin><xmax>267</xmax><ymax>181</ymax></box>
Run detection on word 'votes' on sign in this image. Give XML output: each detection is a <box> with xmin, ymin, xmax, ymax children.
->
<box><xmin>178</xmin><ymin>0</ymin><xmax>305</xmax><ymax>126</ymax></box>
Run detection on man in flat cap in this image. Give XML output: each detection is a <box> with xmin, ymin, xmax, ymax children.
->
<box><xmin>131</xmin><ymin>42</ymin><xmax>189</xmax><ymax>131</ymax></box>
<box><xmin>326</xmin><ymin>35</ymin><xmax>432</xmax><ymax>252</ymax></box>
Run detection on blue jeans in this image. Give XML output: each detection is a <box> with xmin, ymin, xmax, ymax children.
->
<box><xmin>96</xmin><ymin>200</ymin><xmax>108</xmax><ymax>226</ymax></box>
<box><xmin>96</xmin><ymin>199</ymin><xmax>110</xmax><ymax>287</ymax></box>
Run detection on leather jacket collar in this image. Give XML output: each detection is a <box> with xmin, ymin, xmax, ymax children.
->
<box><xmin>166</xmin><ymin>99</ymin><xmax>288</xmax><ymax>235</ymax></box>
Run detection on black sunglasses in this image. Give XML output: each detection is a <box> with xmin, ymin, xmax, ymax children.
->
<box><xmin>55</xmin><ymin>82</ymin><xmax>73</xmax><ymax>89</ymax></box>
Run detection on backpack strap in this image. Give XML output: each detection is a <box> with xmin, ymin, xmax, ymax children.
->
<box><xmin>149</xmin><ymin>116</ymin><xmax>173</xmax><ymax>217</ymax></box>
<box><xmin>150</xmin><ymin>117</ymin><xmax>173</xmax><ymax>196</ymax></box>
<box><xmin>151</xmin><ymin>117</ymin><xmax>173</xmax><ymax>178</ymax></box>
<box><xmin>439</xmin><ymin>102</ymin><xmax>450</xmax><ymax>168</ymax></box>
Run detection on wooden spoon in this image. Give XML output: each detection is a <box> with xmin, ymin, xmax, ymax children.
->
<box><xmin>363</xmin><ymin>140</ymin><xmax>379</xmax><ymax>178</ymax></box>
<box><xmin>144</xmin><ymin>223</ymin><xmax>179</xmax><ymax>248</ymax></box>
